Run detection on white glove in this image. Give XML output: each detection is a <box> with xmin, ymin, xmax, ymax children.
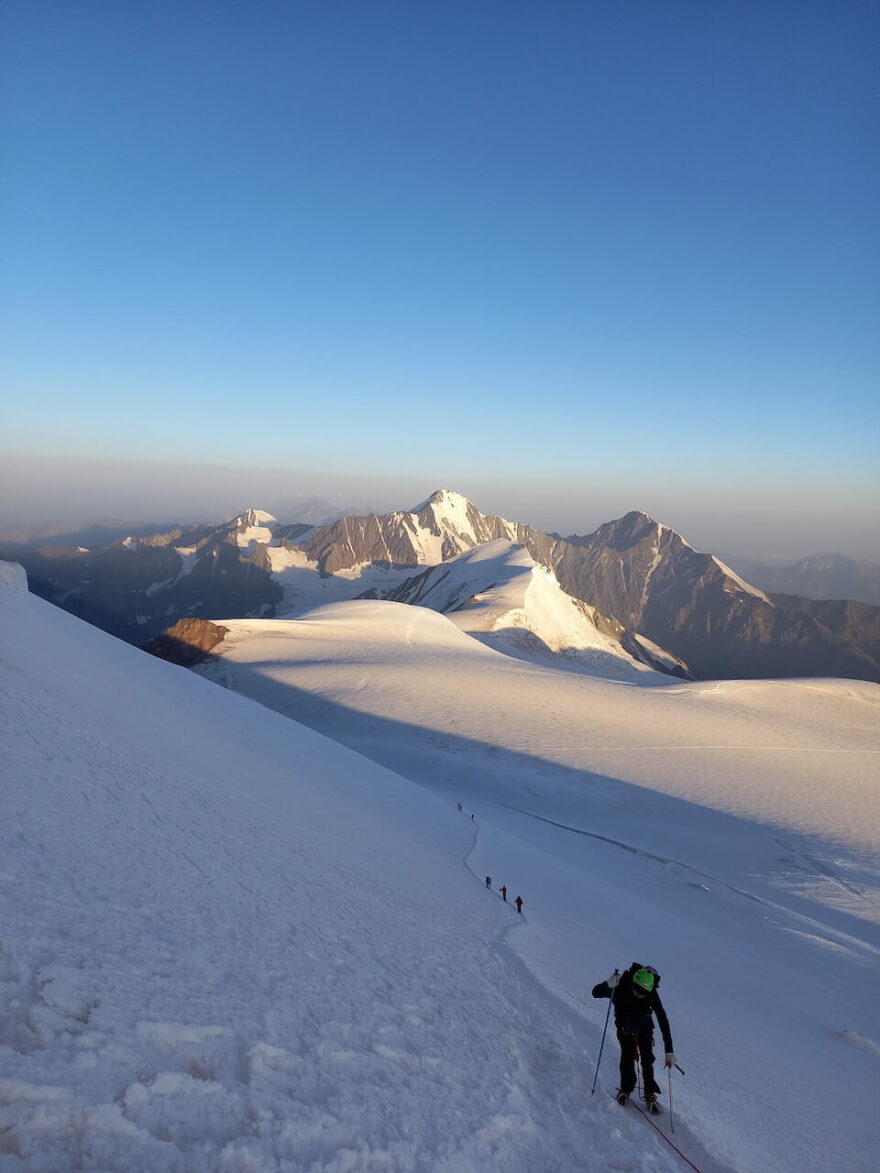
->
<box><xmin>665</xmin><ymin>1053</ymin><xmax>676</xmax><ymax>1068</ymax></box>
<box><xmin>607</xmin><ymin>971</ymin><xmax>620</xmax><ymax>988</ymax></box>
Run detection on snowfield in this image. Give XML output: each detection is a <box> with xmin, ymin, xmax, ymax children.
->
<box><xmin>1</xmin><ymin>562</ymin><xmax>879</xmax><ymax>1172</ymax></box>
<box><xmin>202</xmin><ymin>600</ymin><xmax>880</xmax><ymax>858</ymax></box>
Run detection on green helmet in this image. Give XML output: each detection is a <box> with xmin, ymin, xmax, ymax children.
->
<box><xmin>632</xmin><ymin>967</ymin><xmax>655</xmax><ymax>994</ymax></box>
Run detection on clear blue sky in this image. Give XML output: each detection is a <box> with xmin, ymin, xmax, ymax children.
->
<box><xmin>1</xmin><ymin>1</ymin><xmax>877</xmax><ymax>556</ymax></box>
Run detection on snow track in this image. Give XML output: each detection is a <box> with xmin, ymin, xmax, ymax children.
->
<box><xmin>501</xmin><ymin>804</ymin><xmax>880</xmax><ymax>961</ymax></box>
<box><xmin>459</xmin><ymin>810</ymin><xmax>738</xmax><ymax>1173</ymax></box>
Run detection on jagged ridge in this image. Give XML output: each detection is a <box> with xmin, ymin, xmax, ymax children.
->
<box><xmin>3</xmin><ymin>491</ymin><xmax>879</xmax><ymax>682</ymax></box>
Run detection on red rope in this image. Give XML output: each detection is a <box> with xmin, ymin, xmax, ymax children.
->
<box><xmin>630</xmin><ymin>1101</ymin><xmax>704</xmax><ymax>1173</ymax></box>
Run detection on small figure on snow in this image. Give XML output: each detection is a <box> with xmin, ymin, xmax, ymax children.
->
<box><xmin>485</xmin><ymin>876</ymin><xmax>492</xmax><ymax>889</ymax></box>
<box><xmin>592</xmin><ymin>962</ymin><xmax>675</xmax><ymax>1113</ymax></box>
<box><xmin>457</xmin><ymin>802</ymin><xmax>462</xmax><ymax>812</ymax></box>
<box><xmin>471</xmin><ymin>813</ymin><xmax>475</xmax><ymax>821</ymax></box>
<box><xmin>514</xmin><ymin>895</ymin><xmax>523</xmax><ymax>914</ymax></box>
<box><xmin>500</xmin><ymin>885</ymin><xmax>507</xmax><ymax>902</ymax></box>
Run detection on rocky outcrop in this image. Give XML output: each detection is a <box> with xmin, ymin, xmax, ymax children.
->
<box><xmin>142</xmin><ymin>617</ymin><xmax>230</xmax><ymax>666</ymax></box>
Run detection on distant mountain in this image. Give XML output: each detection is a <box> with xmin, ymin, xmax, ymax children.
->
<box><xmin>776</xmin><ymin>595</ymin><xmax>880</xmax><ymax>670</ymax></box>
<box><xmin>289</xmin><ymin>489</ymin><xmax>531</xmax><ymax>572</ymax></box>
<box><xmin>722</xmin><ymin>552</ymin><xmax>880</xmax><ymax>607</ymax></box>
<box><xmin>5</xmin><ymin>490</ymin><xmax>880</xmax><ymax>682</ymax></box>
<box><xmin>0</xmin><ymin>514</ymin><xmax>283</xmax><ymax>644</ymax></box>
<box><xmin>0</xmin><ymin>517</ymin><xmax>175</xmax><ymax>548</ymax></box>
<box><xmin>414</xmin><ymin>503</ymin><xmax>865</xmax><ymax>679</ymax></box>
<box><xmin>529</xmin><ymin>512</ymin><xmax>880</xmax><ymax>682</ymax></box>
<box><xmin>0</xmin><ymin>493</ymin><xmax>535</xmax><ymax>645</ymax></box>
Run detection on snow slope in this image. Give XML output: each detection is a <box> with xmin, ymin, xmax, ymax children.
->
<box><xmin>388</xmin><ymin>539</ymin><xmax>662</xmax><ymax>679</ymax></box>
<box><xmin>1</xmin><ymin>564</ymin><xmax>713</xmax><ymax>1173</ymax></box>
<box><xmin>196</xmin><ymin>598</ymin><xmax>880</xmax><ymax>1173</ymax></box>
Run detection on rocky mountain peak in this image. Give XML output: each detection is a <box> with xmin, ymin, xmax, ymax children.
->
<box><xmin>588</xmin><ymin>510</ymin><xmax>661</xmax><ymax>551</ymax></box>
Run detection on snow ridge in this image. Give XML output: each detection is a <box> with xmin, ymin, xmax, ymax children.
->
<box><xmin>394</xmin><ymin>539</ymin><xmax>658</xmax><ymax>677</ymax></box>
<box><xmin>711</xmin><ymin>555</ymin><xmax>772</xmax><ymax>604</ymax></box>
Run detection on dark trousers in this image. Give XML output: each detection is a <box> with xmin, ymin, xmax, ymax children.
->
<box><xmin>617</xmin><ymin>1027</ymin><xmax>660</xmax><ymax>1096</ymax></box>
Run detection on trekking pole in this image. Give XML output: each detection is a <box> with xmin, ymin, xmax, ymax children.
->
<box><xmin>668</xmin><ymin>1063</ymin><xmax>674</xmax><ymax>1132</ymax></box>
<box><xmin>591</xmin><ymin>970</ymin><xmax>617</xmax><ymax>1094</ymax></box>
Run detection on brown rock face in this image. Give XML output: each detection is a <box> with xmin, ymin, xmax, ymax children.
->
<box><xmin>142</xmin><ymin>618</ymin><xmax>230</xmax><ymax>666</ymax></box>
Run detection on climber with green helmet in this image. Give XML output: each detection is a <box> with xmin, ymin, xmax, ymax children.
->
<box><xmin>592</xmin><ymin>962</ymin><xmax>676</xmax><ymax>1113</ymax></box>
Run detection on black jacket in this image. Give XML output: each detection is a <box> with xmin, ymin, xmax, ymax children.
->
<box><xmin>592</xmin><ymin>972</ymin><xmax>673</xmax><ymax>1053</ymax></box>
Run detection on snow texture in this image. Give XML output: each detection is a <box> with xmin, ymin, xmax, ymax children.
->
<box><xmin>1</xmin><ymin>560</ymin><xmax>879</xmax><ymax>1173</ymax></box>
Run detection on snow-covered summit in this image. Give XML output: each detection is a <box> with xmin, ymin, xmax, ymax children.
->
<box><xmin>411</xmin><ymin>488</ymin><xmax>492</xmax><ymax>528</ymax></box>
<box><xmin>411</xmin><ymin>489</ymin><xmax>518</xmax><ymax>552</ymax></box>
<box><xmin>229</xmin><ymin>507</ymin><xmax>278</xmax><ymax>529</ymax></box>
<box><xmin>226</xmin><ymin>507</ymin><xmax>278</xmax><ymax>549</ymax></box>
<box><xmin>411</xmin><ymin>487</ymin><xmax>472</xmax><ymax>514</ymax></box>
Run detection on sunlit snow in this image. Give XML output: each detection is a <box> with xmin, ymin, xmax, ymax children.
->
<box><xmin>390</xmin><ymin>539</ymin><xmax>657</xmax><ymax>678</ymax></box>
<box><xmin>2</xmin><ymin>560</ymin><xmax>878</xmax><ymax>1173</ymax></box>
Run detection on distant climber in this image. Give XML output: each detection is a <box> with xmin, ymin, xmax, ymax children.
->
<box><xmin>514</xmin><ymin>895</ymin><xmax>523</xmax><ymax>914</ymax></box>
<box><xmin>592</xmin><ymin>963</ymin><xmax>675</xmax><ymax>1113</ymax></box>
<box><xmin>500</xmin><ymin>885</ymin><xmax>507</xmax><ymax>902</ymax></box>
<box><xmin>485</xmin><ymin>876</ymin><xmax>491</xmax><ymax>888</ymax></box>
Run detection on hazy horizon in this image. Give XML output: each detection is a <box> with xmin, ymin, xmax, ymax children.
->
<box><xmin>1</xmin><ymin>451</ymin><xmax>877</xmax><ymax>564</ymax></box>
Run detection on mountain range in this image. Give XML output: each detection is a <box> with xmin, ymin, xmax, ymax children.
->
<box><xmin>3</xmin><ymin>489</ymin><xmax>879</xmax><ymax>683</ymax></box>
<box><xmin>722</xmin><ymin>550</ymin><xmax>880</xmax><ymax>607</ymax></box>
